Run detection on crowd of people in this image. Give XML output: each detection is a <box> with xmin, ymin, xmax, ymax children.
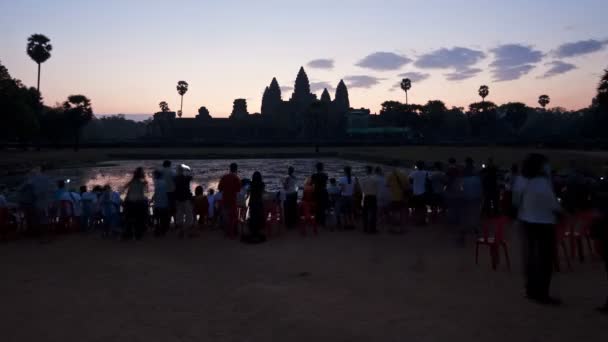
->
<box><xmin>0</xmin><ymin>155</ymin><xmax>607</xmax><ymax>312</ymax></box>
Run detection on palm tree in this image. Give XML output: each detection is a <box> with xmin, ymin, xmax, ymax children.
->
<box><xmin>400</xmin><ymin>78</ymin><xmax>411</xmax><ymax>105</ymax></box>
<box><xmin>26</xmin><ymin>34</ymin><xmax>52</xmax><ymax>93</ymax></box>
<box><xmin>176</xmin><ymin>81</ymin><xmax>189</xmax><ymax>117</ymax></box>
<box><xmin>538</xmin><ymin>94</ymin><xmax>550</xmax><ymax>110</ymax></box>
<box><xmin>478</xmin><ymin>85</ymin><xmax>489</xmax><ymax>103</ymax></box>
<box><xmin>159</xmin><ymin>101</ymin><xmax>170</xmax><ymax>112</ymax></box>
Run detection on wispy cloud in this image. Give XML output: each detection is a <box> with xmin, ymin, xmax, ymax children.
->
<box><xmin>415</xmin><ymin>47</ymin><xmax>486</xmax><ymax>70</ymax></box>
<box><xmin>307</xmin><ymin>58</ymin><xmax>334</xmax><ymax>69</ymax></box>
<box><xmin>344</xmin><ymin>75</ymin><xmax>384</xmax><ymax>88</ymax></box>
<box><xmin>280</xmin><ymin>86</ymin><xmax>293</xmax><ymax>93</ymax></box>
<box><xmin>445</xmin><ymin>68</ymin><xmax>483</xmax><ymax>81</ymax></box>
<box><xmin>397</xmin><ymin>71</ymin><xmax>430</xmax><ymax>82</ymax></box>
<box><xmin>310</xmin><ymin>81</ymin><xmax>335</xmax><ymax>93</ymax></box>
<box><xmin>554</xmin><ymin>39</ymin><xmax>608</xmax><ymax>58</ymax></box>
<box><xmin>490</xmin><ymin>44</ymin><xmax>544</xmax><ymax>81</ymax></box>
<box><xmin>414</xmin><ymin>47</ymin><xmax>485</xmax><ymax>82</ymax></box>
<box><xmin>539</xmin><ymin>61</ymin><xmax>577</xmax><ymax>78</ymax></box>
<box><xmin>355</xmin><ymin>52</ymin><xmax>412</xmax><ymax>71</ymax></box>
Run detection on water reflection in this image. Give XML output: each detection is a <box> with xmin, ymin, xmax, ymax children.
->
<box><xmin>43</xmin><ymin>159</ymin><xmax>406</xmax><ymax>196</ymax></box>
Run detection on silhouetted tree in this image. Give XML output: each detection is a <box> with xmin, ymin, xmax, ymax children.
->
<box><xmin>468</xmin><ymin>101</ymin><xmax>497</xmax><ymax>137</ymax></box>
<box><xmin>538</xmin><ymin>94</ymin><xmax>550</xmax><ymax>110</ymax></box>
<box><xmin>176</xmin><ymin>81</ymin><xmax>188</xmax><ymax>117</ymax></box>
<box><xmin>499</xmin><ymin>102</ymin><xmax>530</xmax><ymax>132</ymax></box>
<box><xmin>159</xmin><ymin>101</ymin><xmax>170</xmax><ymax>112</ymax></box>
<box><xmin>63</xmin><ymin>95</ymin><xmax>93</xmax><ymax>150</ymax></box>
<box><xmin>26</xmin><ymin>34</ymin><xmax>52</xmax><ymax>92</ymax></box>
<box><xmin>400</xmin><ymin>78</ymin><xmax>411</xmax><ymax>105</ymax></box>
<box><xmin>478</xmin><ymin>85</ymin><xmax>489</xmax><ymax>103</ymax></box>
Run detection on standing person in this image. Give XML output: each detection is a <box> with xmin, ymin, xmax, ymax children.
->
<box><xmin>429</xmin><ymin>162</ymin><xmax>447</xmax><ymax>215</ymax></box>
<box><xmin>590</xmin><ymin>168</ymin><xmax>608</xmax><ymax>313</ymax></box>
<box><xmin>461</xmin><ymin>158</ymin><xmax>483</xmax><ymax>241</ymax></box>
<box><xmin>518</xmin><ymin>153</ymin><xmax>562</xmax><ymax>305</ymax></box>
<box><xmin>22</xmin><ymin>166</ymin><xmax>53</xmax><ymax>238</ymax></box>
<box><xmin>360</xmin><ymin>166</ymin><xmax>379</xmax><ymax>233</ymax></box>
<box><xmin>386</xmin><ymin>167</ymin><xmax>409</xmax><ymax>231</ymax></box>
<box><xmin>174</xmin><ymin>165</ymin><xmax>195</xmax><ymax>238</ymax></box>
<box><xmin>481</xmin><ymin>158</ymin><xmax>499</xmax><ymax>217</ymax></box>
<box><xmin>409</xmin><ymin>161</ymin><xmax>429</xmax><ymax>226</ymax></box>
<box><xmin>123</xmin><ymin>167</ymin><xmax>149</xmax><ymax>240</ymax></box>
<box><xmin>445</xmin><ymin>158</ymin><xmax>463</xmax><ymax>225</ymax></box>
<box><xmin>311</xmin><ymin>162</ymin><xmax>329</xmax><ymax>227</ymax></box>
<box><xmin>243</xmin><ymin>171</ymin><xmax>266</xmax><ymax>243</ymax></box>
<box><xmin>503</xmin><ymin>164</ymin><xmax>520</xmax><ymax>217</ymax></box>
<box><xmin>100</xmin><ymin>185</ymin><xmax>122</xmax><ymax>236</ymax></box>
<box><xmin>207</xmin><ymin>189</ymin><xmax>217</xmax><ymax>227</ymax></box>
<box><xmin>80</xmin><ymin>186</ymin><xmax>97</xmax><ymax>232</ymax></box>
<box><xmin>152</xmin><ymin>170</ymin><xmax>170</xmax><ymax>236</ymax></box>
<box><xmin>375</xmin><ymin>166</ymin><xmax>390</xmax><ymax>226</ymax></box>
<box><xmin>283</xmin><ymin>166</ymin><xmax>298</xmax><ymax>229</ymax></box>
<box><xmin>162</xmin><ymin>160</ymin><xmax>176</xmax><ymax>224</ymax></box>
<box><xmin>218</xmin><ymin>163</ymin><xmax>241</xmax><ymax>238</ymax></box>
<box><xmin>338</xmin><ymin>166</ymin><xmax>356</xmax><ymax>230</ymax></box>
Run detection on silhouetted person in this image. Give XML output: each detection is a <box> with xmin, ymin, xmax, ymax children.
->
<box><xmin>481</xmin><ymin>158</ymin><xmax>499</xmax><ymax>217</ymax></box>
<box><xmin>218</xmin><ymin>163</ymin><xmax>241</xmax><ymax>238</ymax></box>
<box><xmin>360</xmin><ymin>165</ymin><xmax>379</xmax><ymax>233</ymax></box>
<box><xmin>591</xmin><ymin>167</ymin><xmax>608</xmax><ymax>313</ymax></box>
<box><xmin>283</xmin><ymin>166</ymin><xmax>298</xmax><ymax>229</ymax></box>
<box><xmin>162</xmin><ymin>160</ymin><xmax>176</xmax><ymax>221</ymax></box>
<box><xmin>409</xmin><ymin>160</ymin><xmax>429</xmax><ymax>226</ymax></box>
<box><xmin>123</xmin><ymin>167</ymin><xmax>149</xmax><ymax>240</ymax></box>
<box><xmin>518</xmin><ymin>153</ymin><xmax>562</xmax><ymax>306</ymax></box>
<box><xmin>174</xmin><ymin>165</ymin><xmax>194</xmax><ymax>238</ymax></box>
<box><xmin>243</xmin><ymin>171</ymin><xmax>266</xmax><ymax>244</ymax></box>
<box><xmin>152</xmin><ymin>170</ymin><xmax>170</xmax><ymax>236</ymax></box>
<box><xmin>311</xmin><ymin>162</ymin><xmax>329</xmax><ymax>226</ymax></box>
<box><xmin>445</xmin><ymin>158</ymin><xmax>462</xmax><ymax>225</ymax></box>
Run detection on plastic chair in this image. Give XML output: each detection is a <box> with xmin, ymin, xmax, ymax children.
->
<box><xmin>476</xmin><ymin>216</ymin><xmax>511</xmax><ymax>270</ymax></box>
<box><xmin>299</xmin><ymin>201</ymin><xmax>318</xmax><ymax>236</ymax></box>
<box><xmin>563</xmin><ymin>210</ymin><xmax>597</xmax><ymax>262</ymax></box>
<box><xmin>554</xmin><ymin>219</ymin><xmax>572</xmax><ymax>271</ymax></box>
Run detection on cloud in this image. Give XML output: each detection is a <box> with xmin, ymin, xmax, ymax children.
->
<box><xmin>397</xmin><ymin>71</ymin><xmax>430</xmax><ymax>82</ymax></box>
<box><xmin>307</xmin><ymin>58</ymin><xmax>334</xmax><ymax>69</ymax></box>
<box><xmin>310</xmin><ymin>81</ymin><xmax>335</xmax><ymax>93</ymax></box>
<box><xmin>554</xmin><ymin>39</ymin><xmax>608</xmax><ymax>58</ymax></box>
<box><xmin>414</xmin><ymin>47</ymin><xmax>486</xmax><ymax>70</ymax></box>
<box><xmin>540</xmin><ymin>61</ymin><xmax>576</xmax><ymax>78</ymax></box>
<box><xmin>280</xmin><ymin>86</ymin><xmax>293</xmax><ymax>93</ymax></box>
<box><xmin>344</xmin><ymin>75</ymin><xmax>384</xmax><ymax>88</ymax></box>
<box><xmin>445</xmin><ymin>68</ymin><xmax>483</xmax><ymax>81</ymax></box>
<box><xmin>355</xmin><ymin>52</ymin><xmax>412</xmax><ymax>71</ymax></box>
<box><xmin>490</xmin><ymin>44</ymin><xmax>544</xmax><ymax>81</ymax></box>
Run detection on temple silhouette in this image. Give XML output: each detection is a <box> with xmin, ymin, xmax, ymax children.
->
<box><xmin>146</xmin><ymin>67</ymin><xmax>409</xmax><ymax>144</ymax></box>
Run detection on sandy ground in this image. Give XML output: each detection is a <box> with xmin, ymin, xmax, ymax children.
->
<box><xmin>1</xmin><ymin>225</ymin><xmax>607</xmax><ymax>342</ymax></box>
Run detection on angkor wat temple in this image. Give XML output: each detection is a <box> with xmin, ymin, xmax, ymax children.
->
<box><xmin>147</xmin><ymin>67</ymin><xmax>355</xmax><ymax>143</ymax></box>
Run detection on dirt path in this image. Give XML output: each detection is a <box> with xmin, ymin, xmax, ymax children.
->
<box><xmin>1</xmin><ymin>225</ymin><xmax>606</xmax><ymax>342</ymax></box>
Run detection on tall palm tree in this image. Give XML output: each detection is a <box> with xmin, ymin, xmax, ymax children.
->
<box><xmin>26</xmin><ymin>34</ymin><xmax>52</xmax><ymax>93</ymax></box>
<box><xmin>538</xmin><ymin>94</ymin><xmax>550</xmax><ymax>110</ymax></box>
<box><xmin>176</xmin><ymin>81</ymin><xmax>189</xmax><ymax>117</ymax></box>
<box><xmin>400</xmin><ymin>78</ymin><xmax>411</xmax><ymax>105</ymax></box>
<box><xmin>478</xmin><ymin>85</ymin><xmax>489</xmax><ymax>103</ymax></box>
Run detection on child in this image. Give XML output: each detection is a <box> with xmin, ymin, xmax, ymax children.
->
<box><xmin>193</xmin><ymin>186</ymin><xmax>209</xmax><ymax>229</ymax></box>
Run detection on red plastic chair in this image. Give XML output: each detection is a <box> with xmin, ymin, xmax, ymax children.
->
<box><xmin>563</xmin><ymin>210</ymin><xmax>597</xmax><ymax>262</ymax></box>
<box><xmin>476</xmin><ymin>216</ymin><xmax>511</xmax><ymax>270</ymax></box>
<box><xmin>554</xmin><ymin>219</ymin><xmax>573</xmax><ymax>272</ymax></box>
<box><xmin>299</xmin><ymin>201</ymin><xmax>318</xmax><ymax>236</ymax></box>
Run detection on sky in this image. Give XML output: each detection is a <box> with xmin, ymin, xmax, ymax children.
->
<box><xmin>1</xmin><ymin>0</ymin><xmax>607</xmax><ymax>118</ymax></box>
